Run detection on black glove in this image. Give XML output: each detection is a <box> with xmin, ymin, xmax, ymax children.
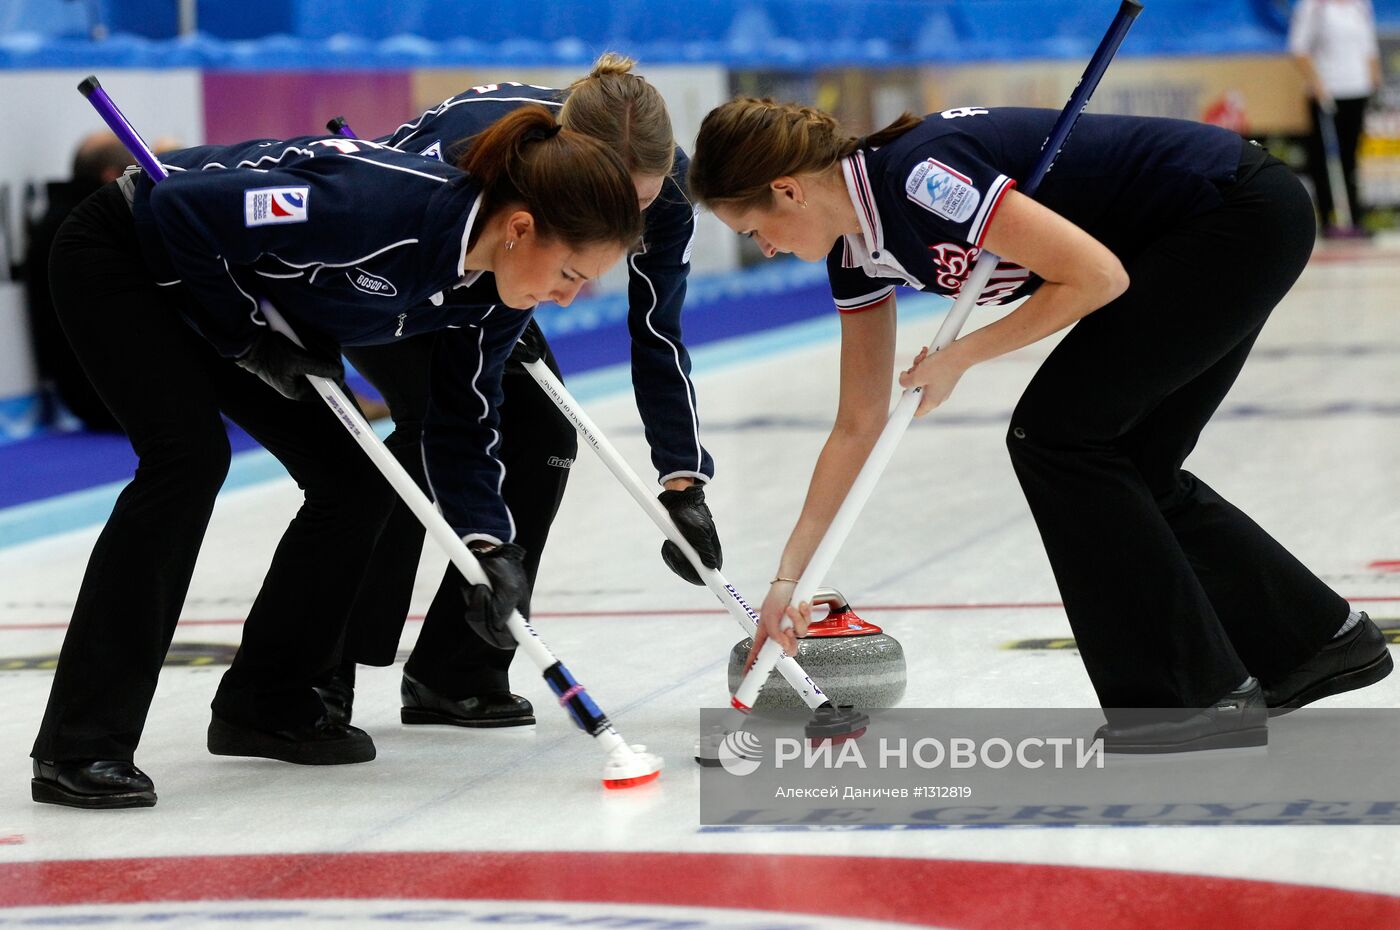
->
<box><xmin>460</xmin><ymin>542</ymin><xmax>530</xmax><ymax>650</ymax></box>
<box><xmin>236</xmin><ymin>330</ymin><xmax>345</xmax><ymax>401</ymax></box>
<box><xmin>509</xmin><ymin>318</ymin><xmax>549</xmax><ymax>365</ymax></box>
<box><xmin>659</xmin><ymin>485</ymin><xmax>723</xmax><ymax>585</ymax></box>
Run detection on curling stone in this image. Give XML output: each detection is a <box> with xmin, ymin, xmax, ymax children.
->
<box><xmin>727</xmin><ymin>587</ymin><xmax>906</xmax><ymax>710</ymax></box>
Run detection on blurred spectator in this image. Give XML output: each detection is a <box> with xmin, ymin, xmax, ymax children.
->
<box><xmin>1289</xmin><ymin>0</ymin><xmax>1383</xmax><ymax>231</ymax></box>
<box><xmin>24</xmin><ymin>131</ymin><xmax>133</xmax><ymax>432</ymax></box>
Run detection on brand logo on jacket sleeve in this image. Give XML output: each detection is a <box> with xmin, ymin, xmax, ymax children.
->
<box><xmin>906</xmin><ymin>159</ymin><xmax>980</xmax><ymax>224</ymax></box>
<box><xmin>244</xmin><ymin>187</ymin><xmax>310</xmax><ymax>226</ymax></box>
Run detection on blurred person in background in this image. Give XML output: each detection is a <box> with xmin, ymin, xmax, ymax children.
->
<box><xmin>1289</xmin><ymin>0</ymin><xmax>1383</xmax><ymax>232</ymax></box>
<box><xmin>24</xmin><ymin>133</ymin><xmax>186</xmax><ymax>433</ymax></box>
<box><xmin>24</xmin><ymin>131</ymin><xmax>131</xmax><ymax>432</ymax></box>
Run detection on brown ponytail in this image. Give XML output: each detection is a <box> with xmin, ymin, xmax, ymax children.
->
<box><xmin>688</xmin><ymin>97</ymin><xmax>921</xmax><ymax>212</ymax></box>
<box><xmin>559</xmin><ymin>52</ymin><xmax>675</xmax><ymax>179</ymax></box>
<box><xmin>459</xmin><ymin>104</ymin><xmax>642</xmax><ymax>249</ymax></box>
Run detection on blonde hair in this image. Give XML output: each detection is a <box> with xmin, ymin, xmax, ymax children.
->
<box><xmin>689</xmin><ymin>97</ymin><xmax>920</xmax><ymax>212</ymax></box>
<box><xmin>559</xmin><ymin>52</ymin><xmax>675</xmax><ymax>179</ymax></box>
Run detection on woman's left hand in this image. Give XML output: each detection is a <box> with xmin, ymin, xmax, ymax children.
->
<box><xmin>898</xmin><ymin>344</ymin><xmax>967</xmax><ymax>416</ymax></box>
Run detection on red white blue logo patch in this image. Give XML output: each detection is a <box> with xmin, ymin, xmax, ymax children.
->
<box><xmin>244</xmin><ymin>187</ymin><xmax>310</xmax><ymax>227</ymax></box>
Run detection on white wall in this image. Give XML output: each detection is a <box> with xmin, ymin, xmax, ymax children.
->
<box><xmin>640</xmin><ymin>64</ymin><xmax>739</xmax><ymax>280</ymax></box>
<box><xmin>0</xmin><ymin>69</ymin><xmax>204</xmax><ymax>419</ymax></box>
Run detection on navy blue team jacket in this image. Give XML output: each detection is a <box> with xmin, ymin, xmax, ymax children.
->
<box><xmin>827</xmin><ymin>108</ymin><xmax>1245</xmax><ymax>313</ymax></box>
<box><xmin>129</xmin><ymin>136</ymin><xmax>531</xmax><ymax>542</ymax></box>
<box><xmin>381</xmin><ymin>81</ymin><xmax>714</xmax><ymax>486</ymax></box>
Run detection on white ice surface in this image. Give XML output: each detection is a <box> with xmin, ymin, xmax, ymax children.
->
<box><xmin>1</xmin><ymin>248</ymin><xmax>1398</xmax><ymax>902</ymax></box>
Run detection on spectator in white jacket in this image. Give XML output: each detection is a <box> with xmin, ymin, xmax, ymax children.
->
<box><xmin>1289</xmin><ymin>0</ymin><xmax>1384</xmax><ymax>231</ymax></box>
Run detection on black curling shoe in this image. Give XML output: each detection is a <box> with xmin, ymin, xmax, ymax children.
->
<box><xmin>1263</xmin><ymin>612</ymin><xmax>1393</xmax><ymax>715</ymax></box>
<box><xmin>400</xmin><ymin>673</ymin><xmax>535</xmax><ymax>728</ymax></box>
<box><xmin>312</xmin><ymin>659</ymin><xmax>356</xmax><ymax>727</ymax></box>
<box><xmin>1096</xmin><ymin>680</ymin><xmax>1268</xmax><ymax>754</ymax></box>
<box><xmin>32</xmin><ymin>759</ymin><xmax>157</xmax><ymax>809</ymax></box>
<box><xmin>207</xmin><ymin>715</ymin><xmax>376</xmax><ymax>765</ymax></box>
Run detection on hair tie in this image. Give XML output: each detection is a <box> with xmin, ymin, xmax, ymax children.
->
<box><xmin>524</xmin><ymin>124</ymin><xmax>563</xmax><ymax>144</ymax></box>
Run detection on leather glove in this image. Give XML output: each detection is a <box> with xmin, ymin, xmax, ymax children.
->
<box><xmin>460</xmin><ymin>542</ymin><xmax>530</xmax><ymax>650</ymax></box>
<box><xmin>509</xmin><ymin>318</ymin><xmax>549</xmax><ymax>365</ymax></box>
<box><xmin>236</xmin><ymin>330</ymin><xmax>344</xmax><ymax>401</ymax></box>
<box><xmin>659</xmin><ymin>485</ymin><xmax>723</xmax><ymax>585</ymax></box>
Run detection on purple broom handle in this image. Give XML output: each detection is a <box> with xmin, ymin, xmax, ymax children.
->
<box><xmin>78</xmin><ymin>76</ymin><xmax>169</xmax><ymax>183</ymax></box>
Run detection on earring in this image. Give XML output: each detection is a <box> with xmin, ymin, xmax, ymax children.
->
<box><xmin>506</xmin><ymin>240</ymin><xmax>515</xmax><ymax>251</ymax></box>
<box><xmin>799</xmin><ymin>200</ymin><xmax>808</xmax><ymax>209</ymax></box>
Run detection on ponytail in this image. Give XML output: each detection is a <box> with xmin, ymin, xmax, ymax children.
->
<box><xmin>560</xmin><ymin>51</ymin><xmax>675</xmax><ymax>179</ymax></box>
<box><xmin>459</xmin><ymin>104</ymin><xmax>642</xmax><ymax>249</ymax></box>
<box><xmin>864</xmin><ymin>112</ymin><xmax>923</xmax><ymax>149</ymax></box>
<box><xmin>689</xmin><ymin>97</ymin><xmax>920</xmax><ymax>211</ymax></box>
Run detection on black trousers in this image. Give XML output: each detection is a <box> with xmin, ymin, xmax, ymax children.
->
<box><xmin>1006</xmin><ymin>144</ymin><xmax>1348</xmax><ymax>711</ymax></box>
<box><xmin>31</xmin><ymin>183</ymin><xmax>397</xmax><ymax>763</ymax></box>
<box><xmin>342</xmin><ymin>327</ymin><xmax>577</xmax><ymax>697</ymax></box>
<box><xmin>1307</xmin><ymin>95</ymin><xmax>1370</xmax><ymax>227</ymax></box>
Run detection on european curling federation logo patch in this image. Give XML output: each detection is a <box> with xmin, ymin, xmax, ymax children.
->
<box><xmin>906</xmin><ymin>158</ymin><xmax>980</xmax><ymax>224</ymax></box>
<box><xmin>244</xmin><ymin>186</ymin><xmax>310</xmax><ymax>226</ymax></box>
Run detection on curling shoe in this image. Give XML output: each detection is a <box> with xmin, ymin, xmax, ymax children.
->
<box><xmin>1096</xmin><ymin>680</ymin><xmax>1268</xmax><ymax>754</ymax></box>
<box><xmin>312</xmin><ymin>659</ymin><xmax>356</xmax><ymax>727</ymax></box>
<box><xmin>207</xmin><ymin>714</ymin><xmax>376</xmax><ymax>765</ymax></box>
<box><xmin>400</xmin><ymin>672</ymin><xmax>535</xmax><ymax>728</ymax></box>
<box><xmin>1263</xmin><ymin>612</ymin><xmax>1393</xmax><ymax>716</ymax></box>
<box><xmin>31</xmin><ymin>759</ymin><xmax>157</xmax><ymax>809</ymax></box>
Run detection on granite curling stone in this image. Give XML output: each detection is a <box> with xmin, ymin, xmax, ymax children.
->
<box><xmin>727</xmin><ymin>587</ymin><xmax>906</xmax><ymax>710</ymax></box>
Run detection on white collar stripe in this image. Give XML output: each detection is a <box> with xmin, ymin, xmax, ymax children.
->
<box><xmin>849</xmin><ymin>152</ymin><xmax>882</xmax><ymax>248</ymax></box>
<box><xmin>457</xmin><ymin>192</ymin><xmax>485</xmax><ymax>277</ymax></box>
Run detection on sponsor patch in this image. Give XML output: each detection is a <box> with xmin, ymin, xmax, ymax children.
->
<box><xmin>348</xmin><ymin>268</ymin><xmax>398</xmax><ymax>297</ymax></box>
<box><xmin>546</xmin><ymin>456</ymin><xmax>575</xmax><ymax>469</ymax></box>
<box><xmin>905</xmin><ymin>159</ymin><xmax>980</xmax><ymax>224</ymax></box>
<box><xmin>419</xmin><ymin>140</ymin><xmax>444</xmax><ymax>161</ymax></box>
<box><xmin>244</xmin><ymin>187</ymin><xmax>309</xmax><ymax>226</ymax></box>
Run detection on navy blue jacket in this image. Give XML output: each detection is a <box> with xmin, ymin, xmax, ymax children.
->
<box><xmin>382</xmin><ymin>81</ymin><xmax>714</xmax><ymax>485</ymax></box>
<box><xmin>827</xmin><ymin>109</ymin><xmax>1244</xmax><ymax>312</ymax></box>
<box><xmin>131</xmin><ymin>136</ymin><xmax>530</xmax><ymax>542</ymax></box>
